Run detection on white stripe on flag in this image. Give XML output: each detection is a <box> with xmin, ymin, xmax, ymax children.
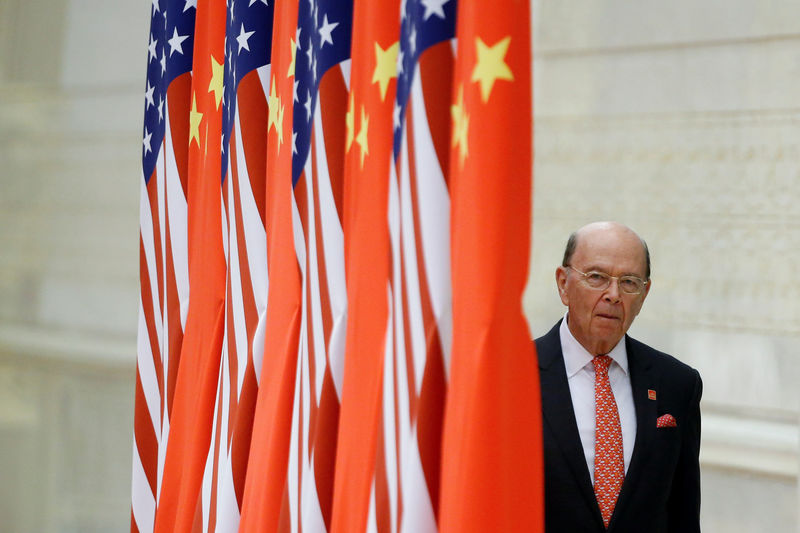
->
<box><xmin>163</xmin><ymin>105</ymin><xmax>190</xmax><ymax>328</ymax></box>
<box><xmin>408</xmin><ymin>76</ymin><xmax>452</xmax><ymax>371</ymax></box>
<box><xmin>137</xmin><ymin>299</ymin><xmax>161</xmax><ymax>433</ymax></box>
<box><xmin>131</xmin><ymin>442</ymin><xmax>156</xmax><ymax>533</ymax></box>
<box><xmin>139</xmin><ymin>174</ymin><xmax>162</xmax><ymax>349</ymax></box>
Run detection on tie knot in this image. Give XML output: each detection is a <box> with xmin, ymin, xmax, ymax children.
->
<box><xmin>593</xmin><ymin>354</ymin><xmax>612</xmax><ymax>373</ymax></box>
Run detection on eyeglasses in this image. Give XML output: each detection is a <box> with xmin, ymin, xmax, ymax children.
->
<box><xmin>566</xmin><ymin>266</ymin><xmax>649</xmax><ymax>295</ymax></box>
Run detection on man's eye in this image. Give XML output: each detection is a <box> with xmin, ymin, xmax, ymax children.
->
<box><xmin>587</xmin><ymin>272</ymin><xmax>607</xmax><ymax>282</ymax></box>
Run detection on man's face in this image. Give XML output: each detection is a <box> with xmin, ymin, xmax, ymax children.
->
<box><xmin>555</xmin><ymin>224</ymin><xmax>650</xmax><ymax>355</ymax></box>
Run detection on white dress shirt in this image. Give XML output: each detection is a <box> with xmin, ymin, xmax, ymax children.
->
<box><xmin>559</xmin><ymin>314</ymin><xmax>637</xmax><ymax>484</ymax></box>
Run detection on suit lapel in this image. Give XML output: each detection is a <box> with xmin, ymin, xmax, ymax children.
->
<box><xmin>537</xmin><ymin>322</ymin><xmax>602</xmax><ymax>523</ymax></box>
<box><xmin>609</xmin><ymin>336</ymin><xmax>658</xmax><ymax>530</ymax></box>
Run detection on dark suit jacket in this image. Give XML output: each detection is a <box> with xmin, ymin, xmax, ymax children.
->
<box><xmin>535</xmin><ymin>320</ymin><xmax>702</xmax><ymax>533</ymax></box>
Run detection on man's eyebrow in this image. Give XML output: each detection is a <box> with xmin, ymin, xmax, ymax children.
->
<box><xmin>584</xmin><ymin>265</ymin><xmax>645</xmax><ymax>278</ymax></box>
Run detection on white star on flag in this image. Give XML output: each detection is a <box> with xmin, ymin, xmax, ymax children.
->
<box><xmin>305</xmin><ymin>38</ymin><xmax>314</xmax><ymax>65</ymax></box>
<box><xmin>393</xmin><ymin>102</ymin><xmax>401</xmax><ymax>130</ymax></box>
<box><xmin>148</xmin><ymin>34</ymin><xmax>158</xmax><ymax>62</ymax></box>
<box><xmin>158</xmin><ymin>98</ymin><xmax>164</xmax><ymax>121</ymax></box>
<box><xmin>160</xmin><ymin>49</ymin><xmax>166</xmax><ymax>74</ymax></box>
<box><xmin>292</xmin><ymin>131</ymin><xmax>298</xmax><ymax>154</ymax></box>
<box><xmin>236</xmin><ymin>24</ymin><xmax>256</xmax><ymax>53</ymax></box>
<box><xmin>151</xmin><ymin>0</ymin><xmax>160</xmax><ymax>13</ymax></box>
<box><xmin>409</xmin><ymin>25</ymin><xmax>417</xmax><ymax>55</ymax></box>
<box><xmin>421</xmin><ymin>0</ymin><xmax>449</xmax><ymax>20</ymax></box>
<box><xmin>167</xmin><ymin>27</ymin><xmax>189</xmax><ymax>57</ymax></box>
<box><xmin>142</xmin><ymin>127</ymin><xmax>152</xmax><ymax>154</ymax></box>
<box><xmin>248</xmin><ymin>0</ymin><xmax>268</xmax><ymax>5</ymax></box>
<box><xmin>318</xmin><ymin>14</ymin><xmax>338</xmax><ymax>47</ymax></box>
<box><xmin>304</xmin><ymin>90</ymin><xmax>313</xmax><ymax>121</ymax></box>
<box><xmin>293</xmin><ymin>80</ymin><xmax>299</xmax><ymax>102</ymax></box>
<box><xmin>183</xmin><ymin>0</ymin><xmax>197</xmax><ymax>12</ymax></box>
<box><xmin>145</xmin><ymin>81</ymin><xmax>155</xmax><ymax>108</ymax></box>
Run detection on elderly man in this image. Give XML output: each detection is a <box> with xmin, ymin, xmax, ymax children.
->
<box><xmin>536</xmin><ymin>222</ymin><xmax>702</xmax><ymax>533</ymax></box>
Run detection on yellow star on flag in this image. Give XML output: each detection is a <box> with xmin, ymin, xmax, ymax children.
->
<box><xmin>189</xmin><ymin>92</ymin><xmax>203</xmax><ymax>147</ymax></box>
<box><xmin>288</xmin><ymin>37</ymin><xmax>297</xmax><ymax>78</ymax></box>
<box><xmin>276</xmin><ymin>101</ymin><xmax>285</xmax><ymax>146</ymax></box>
<box><xmin>267</xmin><ymin>76</ymin><xmax>280</xmax><ymax>135</ymax></box>
<box><xmin>372</xmin><ymin>41</ymin><xmax>399</xmax><ymax>101</ymax></box>
<box><xmin>208</xmin><ymin>54</ymin><xmax>224</xmax><ymax>109</ymax></box>
<box><xmin>345</xmin><ymin>93</ymin><xmax>355</xmax><ymax>152</ymax></box>
<box><xmin>451</xmin><ymin>85</ymin><xmax>469</xmax><ymax>166</ymax></box>
<box><xmin>355</xmin><ymin>106</ymin><xmax>369</xmax><ymax>169</ymax></box>
<box><xmin>471</xmin><ymin>36</ymin><xmax>514</xmax><ymax>103</ymax></box>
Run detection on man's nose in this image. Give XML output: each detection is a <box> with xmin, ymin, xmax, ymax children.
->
<box><xmin>603</xmin><ymin>279</ymin><xmax>621</xmax><ymax>302</ymax></box>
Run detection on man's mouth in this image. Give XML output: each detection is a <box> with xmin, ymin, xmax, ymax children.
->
<box><xmin>596</xmin><ymin>313</ymin><xmax>620</xmax><ymax>320</ymax></box>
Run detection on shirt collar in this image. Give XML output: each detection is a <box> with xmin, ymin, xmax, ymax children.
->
<box><xmin>559</xmin><ymin>312</ymin><xmax>629</xmax><ymax>378</ymax></box>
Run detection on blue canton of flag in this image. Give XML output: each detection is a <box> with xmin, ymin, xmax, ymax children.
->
<box><xmin>221</xmin><ymin>0</ymin><xmax>274</xmax><ymax>182</ymax></box>
<box><xmin>291</xmin><ymin>0</ymin><xmax>353</xmax><ymax>184</ymax></box>
<box><xmin>142</xmin><ymin>0</ymin><xmax>197</xmax><ymax>182</ymax></box>
<box><xmin>392</xmin><ymin>0</ymin><xmax>456</xmax><ymax>159</ymax></box>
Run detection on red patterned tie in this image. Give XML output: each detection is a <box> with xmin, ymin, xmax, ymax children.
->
<box><xmin>593</xmin><ymin>355</ymin><xmax>624</xmax><ymax>528</ymax></box>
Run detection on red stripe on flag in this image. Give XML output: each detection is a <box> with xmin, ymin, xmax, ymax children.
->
<box><xmin>313</xmin><ymin>370</ymin><xmax>340</xmax><ymax>530</ymax></box>
<box><xmin>419</xmin><ymin>42</ymin><xmax>455</xmax><ymax>189</ymax></box>
<box><xmin>227</xmin><ymin>129</ymin><xmax>261</xmax><ymax>505</ymax></box>
<box><xmin>317</xmin><ymin>67</ymin><xmax>348</xmax><ymax>226</ymax></box>
<box><xmin>166</xmin><ymin>74</ymin><xmax>192</xmax><ymax>198</ymax></box>
<box><xmin>134</xmin><ymin>364</ymin><xmax>159</xmax><ymax>495</ymax></box>
<box><xmin>236</xmin><ymin>72</ymin><xmax>269</xmax><ymax>228</ymax></box>
<box><xmin>164</xmin><ymin>200</ymin><xmax>184</xmax><ymax>420</ymax></box>
<box><xmin>131</xmin><ymin>509</ymin><xmax>140</xmax><ymax>533</ymax></box>
<box><xmin>146</xmin><ymin>175</ymin><xmax>165</xmax><ymax>324</ymax></box>
<box><xmin>139</xmin><ymin>235</ymin><xmax>164</xmax><ymax>400</ymax></box>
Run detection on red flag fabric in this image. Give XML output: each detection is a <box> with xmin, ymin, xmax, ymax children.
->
<box><xmin>329</xmin><ymin>0</ymin><xmax>399</xmax><ymax>529</ymax></box>
<box><xmin>237</xmin><ymin>0</ymin><xmax>302</xmax><ymax>529</ymax></box>
<box><xmin>152</xmin><ymin>0</ymin><xmax>228</xmax><ymax>531</ymax></box>
<box><xmin>439</xmin><ymin>0</ymin><xmax>543</xmax><ymax>530</ymax></box>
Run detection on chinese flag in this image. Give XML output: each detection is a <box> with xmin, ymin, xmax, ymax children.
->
<box><xmin>439</xmin><ymin>0</ymin><xmax>544</xmax><ymax>531</ymax></box>
<box><xmin>153</xmin><ymin>0</ymin><xmax>227</xmax><ymax>531</ymax></box>
<box><xmin>330</xmin><ymin>0</ymin><xmax>399</xmax><ymax>530</ymax></box>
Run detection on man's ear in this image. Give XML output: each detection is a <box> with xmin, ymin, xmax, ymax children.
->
<box><xmin>642</xmin><ymin>278</ymin><xmax>652</xmax><ymax>301</ymax></box>
<box><xmin>555</xmin><ymin>266</ymin><xmax>569</xmax><ymax>306</ymax></box>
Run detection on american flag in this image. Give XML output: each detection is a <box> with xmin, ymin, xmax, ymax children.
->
<box><xmin>384</xmin><ymin>0</ymin><xmax>457</xmax><ymax>530</ymax></box>
<box><xmin>133</xmin><ymin>1</ymin><xmax>195</xmax><ymax>531</ymax></box>
<box><xmin>285</xmin><ymin>0</ymin><xmax>353</xmax><ymax>529</ymax></box>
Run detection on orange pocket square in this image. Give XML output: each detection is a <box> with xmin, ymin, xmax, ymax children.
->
<box><xmin>656</xmin><ymin>414</ymin><xmax>677</xmax><ymax>428</ymax></box>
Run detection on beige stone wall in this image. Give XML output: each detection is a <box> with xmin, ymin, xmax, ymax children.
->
<box><xmin>0</xmin><ymin>0</ymin><xmax>797</xmax><ymax>531</ymax></box>
<box><xmin>527</xmin><ymin>1</ymin><xmax>800</xmax><ymax>531</ymax></box>
<box><xmin>0</xmin><ymin>0</ymin><xmax>146</xmax><ymax>531</ymax></box>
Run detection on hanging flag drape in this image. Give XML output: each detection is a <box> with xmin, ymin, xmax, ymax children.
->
<box><xmin>439</xmin><ymin>0</ymin><xmax>543</xmax><ymax>530</ymax></box>
<box><xmin>133</xmin><ymin>0</ymin><xmax>542</xmax><ymax>531</ymax></box>
<box><xmin>133</xmin><ymin>2</ymin><xmax>197</xmax><ymax>532</ymax></box>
